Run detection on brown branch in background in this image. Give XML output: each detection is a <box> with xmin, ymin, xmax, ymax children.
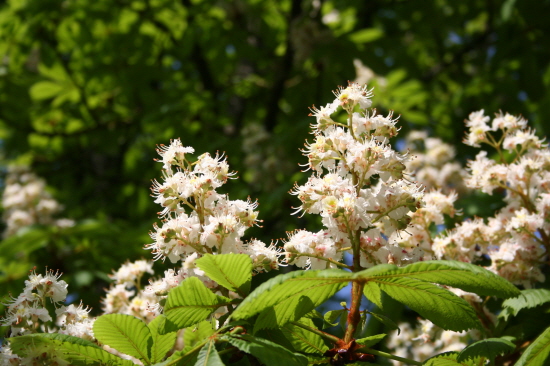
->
<box><xmin>264</xmin><ymin>0</ymin><xmax>302</xmax><ymax>132</ymax></box>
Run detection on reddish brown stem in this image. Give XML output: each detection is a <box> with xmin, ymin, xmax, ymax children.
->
<box><xmin>344</xmin><ymin>280</ymin><xmax>365</xmax><ymax>343</ymax></box>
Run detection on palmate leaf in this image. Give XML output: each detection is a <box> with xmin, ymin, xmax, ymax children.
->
<box><xmin>375</xmin><ymin>277</ymin><xmax>481</xmax><ymax>331</ymax></box>
<box><xmin>223</xmin><ymin>334</ymin><xmax>308</xmax><ymax>366</ymax></box>
<box><xmin>230</xmin><ymin>269</ymin><xmax>350</xmax><ymax>330</ymax></box>
<box><xmin>163</xmin><ymin>276</ymin><xmax>232</xmax><ymax>332</ymax></box>
<box><xmin>148</xmin><ymin>316</ymin><xmax>178</xmax><ymax>364</ymax></box>
<box><xmin>457</xmin><ymin>337</ymin><xmax>515</xmax><ymax>363</ymax></box>
<box><xmin>196</xmin><ymin>253</ymin><xmax>252</xmax><ymax>296</ymax></box>
<box><xmin>93</xmin><ymin>313</ymin><xmax>153</xmax><ymax>364</ymax></box>
<box><xmin>9</xmin><ymin>333</ymin><xmax>134</xmax><ymax>366</ymax></box>
<box><xmin>501</xmin><ymin>289</ymin><xmax>550</xmax><ymax>320</ymax></box>
<box><xmin>514</xmin><ymin>326</ymin><xmax>550</xmax><ymax>366</ymax></box>
<box><xmin>356</xmin><ymin>261</ymin><xmax>520</xmax><ymax>299</ymax></box>
<box><xmin>282</xmin><ymin>318</ymin><xmax>329</xmax><ymax>354</ymax></box>
<box><xmin>195</xmin><ymin>341</ymin><xmax>225</xmax><ymax>366</ymax></box>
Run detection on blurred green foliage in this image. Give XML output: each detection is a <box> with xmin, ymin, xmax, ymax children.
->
<box><xmin>0</xmin><ymin>0</ymin><xmax>549</xmax><ymax>321</ymax></box>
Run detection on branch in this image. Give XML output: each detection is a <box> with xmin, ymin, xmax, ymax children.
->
<box><xmin>263</xmin><ymin>0</ymin><xmax>302</xmax><ymax>132</ymax></box>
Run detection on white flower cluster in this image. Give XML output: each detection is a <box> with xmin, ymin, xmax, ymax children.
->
<box><xmin>387</xmin><ymin>319</ymin><xmax>470</xmax><ymax>365</ymax></box>
<box><xmin>146</xmin><ymin>139</ymin><xmax>281</xmax><ymax>273</ymax></box>
<box><xmin>386</xmin><ymin>189</ymin><xmax>458</xmax><ymax>265</ymax></box>
<box><xmin>1</xmin><ymin>167</ymin><xmax>75</xmax><ymax>238</ymax></box>
<box><xmin>284</xmin><ymin>82</ymin><xmax>424</xmax><ymax>270</ymax></box>
<box><xmin>101</xmin><ymin>258</ymin><xmax>223</xmax><ymax>323</ymax></box>
<box><xmin>0</xmin><ymin>269</ymin><xmax>93</xmax><ymax>365</ymax></box>
<box><xmin>404</xmin><ymin>131</ymin><xmax>467</xmax><ymax>194</ymax></box>
<box><xmin>100</xmin><ymin>259</ymin><xmax>162</xmax><ymax>323</ymax></box>
<box><xmin>432</xmin><ymin>111</ymin><xmax>549</xmax><ymax>287</ymax></box>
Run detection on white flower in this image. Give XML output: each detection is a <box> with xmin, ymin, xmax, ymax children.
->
<box><xmin>333</xmin><ymin>82</ymin><xmax>373</xmax><ymax>111</ymax></box>
<box><xmin>109</xmin><ymin>260</ymin><xmax>154</xmax><ymax>287</ymax></box>
<box><xmin>156</xmin><ymin>139</ymin><xmax>194</xmax><ymax>170</ymax></box>
<box><xmin>245</xmin><ymin>239</ymin><xmax>282</xmax><ymax>272</ymax></box>
<box><xmin>492</xmin><ymin>112</ymin><xmax>527</xmax><ymax>130</ymax></box>
<box><xmin>463</xmin><ymin>110</ymin><xmax>492</xmax><ymax>147</ymax></box>
<box><xmin>308</xmin><ymin>100</ymin><xmax>339</xmax><ymax>130</ymax></box>
<box><xmin>503</xmin><ymin>128</ymin><xmax>545</xmax><ymax>151</ymax></box>
<box><xmin>284</xmin><ymin>230</ymin><xmax>342</xmax><ymax>269</ymax></box>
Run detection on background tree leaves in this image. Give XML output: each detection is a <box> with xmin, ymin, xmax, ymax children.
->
<box><xmin>1</xmin><ymin>0</ymin><xmax>549</xmax><ymax>325</ymax></box>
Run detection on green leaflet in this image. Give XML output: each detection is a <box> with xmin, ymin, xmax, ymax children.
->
<box><xmin>230</xmin><ymin>269</ymin><xmax>349</xmax><ymax>330</ymax></box>
<box><xmin>9</xmin><ymin>333</ymin><xmax>134</xmax><ymax>366</ymax></box>
<box><xmin>196</xmin><ymin>253</ymin><xmax>252</xmax><ymax>296</ymax></box>
<box><xmin>423</xmin><ymin>351</ymin><xmax>478</xmax><ymax>366</ymax></box>
<box><xmin>163</xmin><ymin>276</ymin><xmax>232</xmax><ymax>332</ymax></box>
<box><xmin>348</xmin><ymin>28</ymin><xmax>384</xmax><ymax>44</ymax></box>
<box><xmin>514</xmin><ymin>326</ymin><xmax>550</xmax><ymax>366</ymax></box>
<box><xmin>323</xmin><ymin>309</ymin><xmax>346</xmax><ymax>328</ymax></box>
<box><xmin>375</xmin><ymin>277</ymin><xmax>481</xmax><ymax>331</ymax></box>
<box><xmin>154</xmin><ymin>346</ymin><xmax>200</xmax><ymax>366</ymax></box>
<box><xmin>30</xmin><ymin>81</ymin><xmax>66</xmax><ymax>100</ymax></box>
<box><xmin>148</xmin><ymin>316</ymin><xmax>178</xmax><ymax>364</ymax></box>
<box><xmin>354</xmin><ymin>264</ymin><xmax>398</xmax><ymax>278</ymax></box>
<box><xmin>363</xmin><ymin>280</ymin><xmax>383</xmax><ymax>308</ymax></box>
<box><xmin>223</xmin><ymin>334</ymin><xmax>308</xmax><ymax>366</ymax></box>
<box><xmin>184</xmin><ymin>321</ymin><xmax>216</xmax><ymax>349</ymax></box>
<box><xmin>282</xmin><ymin>318</ymin><xmax>328</xmax><ymax>354</ymax></box>
<box><xmin>501</xmin><ymin>289</ymin><xmax>550</xmax><ymax>320</ymax></box>
<box><xmin>195</xmin><ymin>341</ymin><xmax>225</xmax><ymax>366</ymax></box>
<box><xmin>356</xmin><ymin>333</ymin><xmax>387</xmax><ymax>348</ymax></box>
<box><xmin>366</xmin><ymin>311</ymin><xmax>399</xmax><ymax>333</ymax></box>
<box><xmin>457</xmin><ymin>337</ymin><xmax>515</xmax><ymax>363</ymax></box>
<box><xmin>93</xmin><ymin>313</ymin><xmax>153</xmax><ymax>364</ymax></box>
<box><xmin>357</xmin><ymin>260</ymin><xmax>520</xmax><ymax>299</ymax></box>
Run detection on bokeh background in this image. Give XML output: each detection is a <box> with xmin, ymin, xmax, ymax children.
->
<box><xmin>1</xmin><ymin>0</ymin><xmax>549</xmax><ymax>329</ymax></box>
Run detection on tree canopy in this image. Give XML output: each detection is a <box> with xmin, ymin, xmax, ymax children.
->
<box><xmin>1</xmin><ymin>0</ymin><xmax>549</xmax><ymax>314</ymax></box>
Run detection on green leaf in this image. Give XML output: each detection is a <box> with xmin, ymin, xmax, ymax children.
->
<box><xmin>376</xmin><ymin>277</ymin><xmax>481</xmax><ymax>331</ymax></box>
<box><xmin>457</xmin><ymin>338</ymin><xmax>515</xmax><ymax>363</ymax></box>
<box><xmin>281</xmin><ymin>318</ymin><xmax>329</xmax><ymax>354</ymax></box>
<box><xmin>195</xmin><ymin>341</ymin><xmax>224</xmax><ymax>366</ymax></box>
<box><xmin>501</xmin><ymin>289</ymin><xmax>550</xmax><ymax>320</ymax></box>
<box><xmin>157</xmin><ymin>346</ymin><xmax>200</xmax><ymax>366</ymax></box>
<box><xmin>196</xmin><ymin>253</ymin><xmax>252</xmax><ymax>296</ymax></box>
<box><xmin>514</xmin><ymin>326</ymin><xmax>550</xmax><ymax>366</ymax></box>
<box><xmin>362</xmin><ymin>261</ymin><xmax>520</xmax><ymax>299</ymax></box>
<box><xmin>356</xmin><ymin>333</ymin><xmax>387</xmax><ymax>348</ymax></box>
<box><xmin>9</xmin><ymin>333</ymin><xmax>134</xmax><ymax>366</ymax></box>
<box><xmin>363</xmin><ymin>281</ymin><xmax>383</xmax><ymax>308</ymax></box>
<box><xmin>501</xmin><ymin>0</ymin><xmax>517</xmax><ymax>21</ymax></box>
<box><xmin>423</xmin><ymin>351</ymin><xmax>478</xmax><ymax>366</ymax></box>
<box><xmin>93</xmin><ymin>313</ymin><xmax>152</xmax><ymax>364</ymax></box>
<box><xmin>348</xmin><ymin>28</ymin><xmax>384</xmax><ymax>43</ymax></box>
<box><xmin>184</xmin><ymin>321</ymin><xmax>216</xmax><ymax>349</ymax></box>
<box><xmin>231</xmin><ymin>269</ymin><xmax>349</xmax><ymax>330</ymax></box>
<box><xmin>148</xmin><ymin>316</ymin><xmax>178</xmax><ymax>364</ymax></box>
<box><xmin>366</xmin><ymin>311</ymin><xmax>400</xmax><ymax>333</ymax></box>
<box><xmin>354</xmin><ymin>264</ymin><xmax>398</xmax><ymax>278</ymax></box>
<box><xmin>323</xmin><ymin>309</ymin><xmax>346</xmax><ymax>328</ymax></box>
<box><xmin>29</xmin><ymin>81</ymin><xmax>65</xmax><ymax>100</ymax></box>
<box><xmin>163</xmin><ymin>276</ymin><xmax>231</xmax><ymax>332</ymax></box>
<box><xmin>224</xmin><ymin>334</ymin><xmax>308</xmax><ymax>366</ymax></box>
<box><xmin>302</xmin><ymin>309</ymin><xmax>324</xmax><ymax>320</ymax></box>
